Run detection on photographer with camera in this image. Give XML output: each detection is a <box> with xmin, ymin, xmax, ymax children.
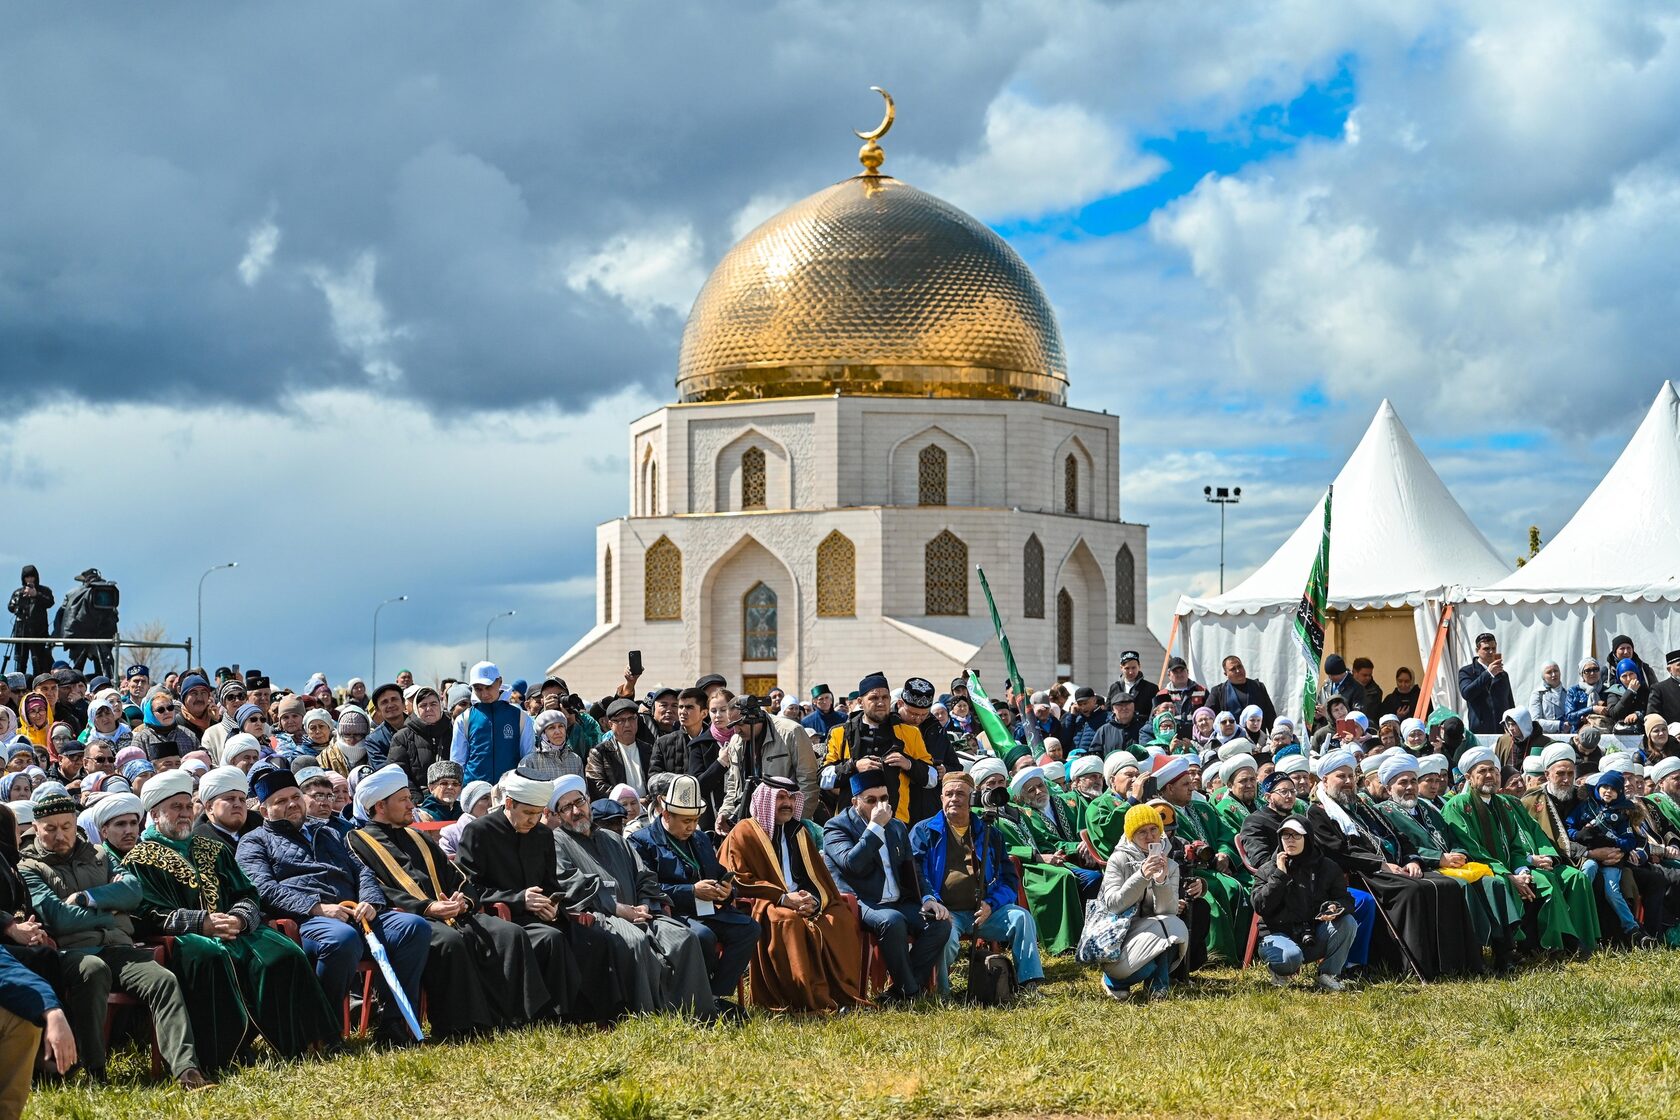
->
<box><xmin>1251</xmin><ymin>817</ymin><xmax>1358</xmax><ymax>989</ymax></box>
<box><xmin>820</xmin><ymin>673</ymin><xmax>936</xmax><ymax>825</ymax></box>
<box><xmin>6</xmin><ymin>565</ymin><xmax>54</xmax><ymax>679</ymax></box>
<box><xmin>53</xmin><ymin>568</ymin><xmax>119</xmax><ymax>680</ymax></box>
<box><xmin>717</xmin><ymin>692</ymin><xmax>820</xmax><ymax>831</ymax></box>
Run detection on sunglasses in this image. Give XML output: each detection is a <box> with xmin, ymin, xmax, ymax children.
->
<box><xmin>153</xmin><ymin>704</ymin><xmax>177</xmax><ymax>713</ymax></box>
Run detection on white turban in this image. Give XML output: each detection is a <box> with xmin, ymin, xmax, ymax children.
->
<box><xmin>222</xmin><ymin>733</ymin><xmax>262</xmax><ymax>763</ymax></box>
<box><xmin>1648</xmin><ymin>757</ymin><xmax>1680</xmax><ymax>784</ymax></box>
<box><xmin>1418</xmin><ymin>754</ymin><xmax>1450</xmax><ymax>777</ymax></box>
<box><xmin>1008</xmin><ymin>766</ymin><xmax>1046</xmax><ymax>797</ymax></box>
<box><xmin>1378</xmin><ymin>753</ymin><xmax>1419</xmax><ymax>786</ymax></box>
<box><xmin>1400</xmin><ymin>718</ymin><xmax>1427</xmax><ymax>738</ymax></box>
<box><xmin>140</xmin><ymin>769</ymin><xmax>196</xmax><ymax>815</ymax></box>
<box><xmin>969</xmin><ymin>757</ymin><xmax>1008</xmax><ymax>786</ymax></box>
<box><xmin>549</xmin><ymin>774</ymin><xmax>587</xmax><ymax>810</ymax></box>
<box><xmin>1069</xmin><ymin>755</ymin><xmax>1104</xmax><ymax>781</ymax></box>
<box><xmin>91</xmin><ymin>791</ymin><xmax>143</xmax><ymax>830</ymax></box>
<box><xmin>1276</xmin><ymin>754</ymin><xmax>1310</xmax><ymax>777</ymax></box>
<box><xmin>1152</xmin><ymin>755</ymin><xmax>1190</xmax><ymax>787</ymax></box>
<box><xmin>1316</xmin><ymin>748</ymin><xmax>1357</xmax><ymax>778</ymax></box>
<box><xmin>353</xmin><ymin>764</ymin><xmax>409</xmax><ymax>815</ymax></box>
<box><xmin>502</xmin><ymin>773</ymin><xmax>554</xmax><ymax>808</ymax></box>
<box><xmin>1457</xmin><ymin>746</ymin><xmax>1499</xmax><ymax>775</ymax></box>
<box><xmin>198</xmin><ymin>766</ymin><xmax>250</xmax><ymax>804</ymax></box>
<box><xmin>1101</xmin><ymin>752</ymin><xmax>1138</xmax><ymax>783</ymax></box>
<box><xmin>1221</xmin><ymin>754</ymin><xmax>1258</xmax><ymax>784</ymax></box>
<box><xmin>1600</xmin><ymin>753</ymin><xmax>1642</xmax><ymax>777</ymax></box>
<box><xmin>1521</xmin><ymin>755</ymin><xmax>1546</xmax><ymax>776</ymax></box>
<box><xmin>1540</xmin><ymin>743</ymin><xmax>1577</xmax><ymax>771</ymax></box>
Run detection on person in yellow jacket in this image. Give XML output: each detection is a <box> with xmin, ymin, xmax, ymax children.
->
<box><xmin>821</xmin><ymin>673</ymin><xmax>935</xmax><ymax>823</ymax></box>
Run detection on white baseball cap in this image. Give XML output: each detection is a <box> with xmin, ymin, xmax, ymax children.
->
<box><xmin>469</xmin><ymin>661</ymin><xmax>501</xmax><ymax>687</ymax></box>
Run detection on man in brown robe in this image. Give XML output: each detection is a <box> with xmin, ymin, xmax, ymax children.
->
<box><xmin>717</xmin><ymin>776</ymin><xmax>865</xmax><ymax>1012</ymax></box>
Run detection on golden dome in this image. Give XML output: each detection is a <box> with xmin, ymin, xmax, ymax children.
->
<box><xmin>676</xmin><ymin>175</ymin><xmax>1069</xmax><ymax>405</ymax></box>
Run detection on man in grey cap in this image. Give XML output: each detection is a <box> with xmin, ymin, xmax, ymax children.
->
<box><xmin>586</xmin><ymin>698</ymin><xmax>653</xmax><ymax>802</ymax></box>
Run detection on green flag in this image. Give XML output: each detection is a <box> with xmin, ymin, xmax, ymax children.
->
<box><xmin>977</xmin><ymin>566</ymin><xmax>1024</xmax><ymax>697</ymax></box>
<box><xmin>966</xmin><ymin>670</ymin><xmax>1018</xmax><ymax>758</ymax></box>
<box><xmin>1294</xmin><ymin>484</ymin><xmax>1333</xmax><ymax>725</ymax></box>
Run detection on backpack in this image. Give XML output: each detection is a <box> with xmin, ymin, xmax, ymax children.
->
<box><xmin>965</xmin><ymin>940</ymin><xmax>1017</xmax><ymax>1006</ymax></box>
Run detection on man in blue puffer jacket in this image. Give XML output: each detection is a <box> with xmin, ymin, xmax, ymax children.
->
<box><xmin>450</xmin><ymin>661</ymin><xmax>534</xmax><ymax>785</ymax></box>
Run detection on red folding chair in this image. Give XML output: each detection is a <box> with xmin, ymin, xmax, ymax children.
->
<box><xmin>104</xmin><ymin>939</ymin><xmax>171</xmax><ymax>1079</ymax></box>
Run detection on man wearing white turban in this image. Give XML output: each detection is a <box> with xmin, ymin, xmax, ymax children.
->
<box><xmin>89</xmin><ymin>792</ymin><xmax>143</xmax><ymax>858</ymax></box>
<box><xmin>123</xmin><ymin>768</ymin><xmax>338</xmax><ymax>1071</ymax></box>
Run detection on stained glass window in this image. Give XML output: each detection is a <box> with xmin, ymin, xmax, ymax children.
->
<box><xmin>1064</xmin><ymin>454</ymin><xmax>1078</xmax><ymax>514</ymax></box>
<box><xmin>918</xmin><ymin>444</ymin><xmax>947</xmax><ymax>506</ymax></box>
<box><xmin>644</xmin><ymin>536</ymin><xmax>682</xmax><ymax>620</ymax></box>
<box><xmin>742</xmin><ymin>447</ymin><xmax>766</xmax><ymax>510</ymax></box>
<box><xmin>1116</xmin><ymin>544</ymin><xmax>1136</xmax><ymax>625</ymax></box>
<box><xmin>1023</xmin><ymin>535</ymin><xmax>1044</xmax><ymax>619</ymax></box>
<box><xmin>925</xmin><ymin>530</ymin><xmax>967</xmax><ymax>615</ymax></box>
<box><xmin>744</xmin><ymin>582</ymin><xmax>777</xmax><ymax>659</ymax></box>
<box><xmin>1057</xmin><ymin>588</ymin><xmax>1074</xmax><ymax>664</ymax></box>
<box><xmin>816</xmin><ymin>531</ymin><xmax>856</xmax><ymax>617</ymax></box>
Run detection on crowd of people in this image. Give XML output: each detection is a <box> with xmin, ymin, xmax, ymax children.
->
<box><xmin>2</xmin><ymin>628</ymin><xmax>1679</xmax><ymax>1113</ymax></box>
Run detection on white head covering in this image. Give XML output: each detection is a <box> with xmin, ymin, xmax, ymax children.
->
<box><xmin>1540</xmin><ymin>743</ymin><xmax>1577</xmax><ymax>771</ymax></box>
<box><xmin>502</xmin><ymin>773</ymin><xmax>554</xmax><ymax>808</ymax></box>
<box><xmin>1069</xmin><ymin>755</ymin><xmax>1104</xmax><ymax>780</ymax></box>
<box><xmin>549</xmin><ymin>773</ymin><xmax>587</xmax><ymax>810</ymax></box>
<box><xmin>1521</xmin><ymin>755</ymin><xmax>1546</xmax><ymax>776</ymax></box>
<box><xmin>91</xmin><ymin>791</ymin><xmax>143</xmax><ymax>830</ymax></box>
<box><xmin>969</xmin><ymin>757</ymin><xmax>1007</xmax><ymax>786</ymax></box>
<box><xmin>1400</xmin><ymin>718</ymin><xmax>1427</xmax><ymax>739</ymax></box>
<box><xmin>1315</xmin><ymin>748</ymin><xmax>1357</xmax><ymax>778</ymax></box>
<box><xmin>1276</xmin><ymin>754</ymin><xmax>1310</xmax><ymax>777</ymax></box>
<box><xmin>1221</xmin><ymin>754</ymin><xmax>1258</xmax><ymax>784</ymax></box>
<box><xmin>139</xmin><ymin>769</ymin><xmax>196</xmax><ymax>814</ymax></box>
<box><xmin>1457</xmin><ymin>746</ymin><xmax>1499</xmax><ymax>775</ymax></box>
<box><xmin>1418</xmin><ymin>753</ymin><xmax>1450</xmax><ymax>777</ymax></box>
<box><xmin>1379</xmin><ymin>753</ymin><xmax>1420</xmax><ymax>786</ymax></box>
<box><xmin>1601</xmin><ymin>753</ymin><xmax>1643</xmax><ymax>777</ymax></box>
<box><xmin>221</xmin><ymin>733</ymin><xmax>262</xmax><ymax>763</ymax></box>
<box><xmin>198</xmin><ymin>766</ymin><xmax>249</xmax><ymax>804</ymax></box>
<box><xmin>459</xmin><ymin>780</ymin><xmax>494</xmax><ymax>816</ymax></box>
<box><xmin>1648</xmin><ymin>756</ymin><xmax>1680</xmax><ymax>784</ymax></box>
<box><xmin>353</xmin><ymin>764</ymin><xmax>409</xmax><ymax>815</ymax></box>
<box><xmin>1008</xmin><ymin>766</ymin><xmax>1046</xmax><ymax>797</ymax></box>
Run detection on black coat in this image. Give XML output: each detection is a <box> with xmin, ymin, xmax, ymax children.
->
<box><xmin>1250</xmin><ymin>834</ymin><xmax>1354</xmax><ymax>941</ymax></box>
<box><xmin>1457</xmin><ymin>661</ymin><xmax>1516</xmax><ymax>736</ymax></box>
<box><xmin>1206</xmin><ymin>678</ymin><xmax>1278</xmax><ymax>728</ymax></box>
<box><xmin>7</xmin><ymin>569</ymin><xmax>53</xmax><ymax>636</ymax></box>
<box><xmin>1650</xmin><ymin>677</ymin><xmax>1680</xmax><ymax>725</ymax></box>
<box><xmin>388</xmin><ymin>713</ymin><xmax>453</xmax><ymax>794</ymax></box>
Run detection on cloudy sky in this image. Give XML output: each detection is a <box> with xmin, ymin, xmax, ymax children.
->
<box><xmin>2</xmin><ymin>1</ymin><xmax>1674</xmax><ymax>690</ymax></box>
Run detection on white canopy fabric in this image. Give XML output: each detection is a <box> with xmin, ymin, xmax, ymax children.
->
<box><xmin>1175</xmin><ymin>400</ymin><xmax>1510</xmax><ymax>721</ymax></box>
<box><xmin>1447</xmin><ymin>382</ymin><xmax>1680</xmax><ymax>706</ymax></box>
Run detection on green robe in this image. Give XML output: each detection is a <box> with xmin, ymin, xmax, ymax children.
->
<box><xmin>125</xmin><ymin>828</ymin><xmax>338</xmax><ymax>1068</ymax></box>
<box><xmin>995</xmin><ymin>806</ymin><xmax>1086</xmax><ymax>956</ymax></box>
<box><xmin>1377</xmin><ymin>798</ymin><xmax>1521</xmax><ymax>946</ymax></box>
<box><xmin>1213</xmin><ymin>792</ymin><xmax>1256</xmax><ymax>835</ymax></box>
<box><xmin>1171</xmin><ymin>798</ymin><xmax>1252</xmax><ymax>962</ymax></box>
<box><xmin>1440</xmin><ymin>791</ymin><xmax>1600</xmax><ymax>950</ymax></box>
<box><xmin>1084</xmin><ymin>791</ymin><xmax>1128</xmax><ymax>860</ymax></box>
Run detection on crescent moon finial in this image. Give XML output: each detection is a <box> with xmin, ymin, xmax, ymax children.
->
<box><xmin>855</xmin><ymin>86</ymin><xmax>895</xmax><ymax>176</ymax></box>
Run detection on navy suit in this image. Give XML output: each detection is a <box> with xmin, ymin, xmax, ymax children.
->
<box><xmin>822</xmin><ymin>807</ymin><xmax>951</xmax><ymax>997</ymax></box>
<box><xmin>628</xmin><ymin>819</ymin><xmax>758</xmax><ymax>999</ymax></box>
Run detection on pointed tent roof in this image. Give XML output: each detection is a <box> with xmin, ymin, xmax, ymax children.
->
<box><xmin>1466</xmin><ymin>381</ymin><xmax>1680</xmax><ymax>604</ymax></box>
<box><xmin>1177</xmin><ymin>400</ymin><xmax>1510</xmax><ymax>616</ymax></box>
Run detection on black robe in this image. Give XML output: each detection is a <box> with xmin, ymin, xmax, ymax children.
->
<box><xmin>453</xmin><ymin>809</ymin><xmax>621</xmax><ymax>1022</ymax></box>
<box><xmin>347</xmin><ymin>820</ymin><xmax>549</xmax><ymax>1037</ymax></box>
<box><xmin>1307</xmin><ymin>799</ymin><xmax>1485</xmax><ymax>979</ymax></box>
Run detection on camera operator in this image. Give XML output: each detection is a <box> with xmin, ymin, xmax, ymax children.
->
<box><xmin>54</xmin><ymin>568</ymin><xmax>119</xmax><ymax>680</ymax></box>
<box><xmin>819</xmin><ymin>673</ymin><xmax>936</xmax><ymax>824</ymax></box>
<box><xmin>7</xmin><ymin>565</ymin><xmax>54</xmax><ymax>679</ymax></box>
<box><xmin>717</xmin><ymin>692</ymin><xmax>819</xmax><ymax>831</ymax></box>
<box><xmin>1251</xmin><ymin>817</ymin><xmax>1358</xmax><ymax>990</ymax></box>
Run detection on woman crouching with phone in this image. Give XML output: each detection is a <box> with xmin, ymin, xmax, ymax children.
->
<box><xmin>1094</xmin><ymin>803</ymin><xmax>1190</xmax><ymax>1002</ymax></box>
<box><xmin>1251</xmin><ymin>817</ymin><xmax>1358</xmax><ymax>990</ymax></box>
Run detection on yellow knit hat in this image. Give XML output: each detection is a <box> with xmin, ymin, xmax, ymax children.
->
<box><xmin>1123</xmin><ymin>802</ymin><xmax>1163</xmax><ymax>843</ymax></box>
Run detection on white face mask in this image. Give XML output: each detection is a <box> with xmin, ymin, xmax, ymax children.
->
<box><xmin>338</xmin><ymin>741</ymin><xmax>366</xmax><ymax>766</ymax></box>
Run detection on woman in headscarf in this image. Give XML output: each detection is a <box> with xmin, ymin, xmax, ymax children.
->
<box><xmin>1237</xmin><ymin>705</ymin><xmax>1267</xmax><ymax>750</ymax></box>
<box><xmin>1188</xmin><ymin>707</ymin><xmax>1217</xmax><ymax>751</ymax></box>
<box><xmin>716</xmin><ymin>776</ymin><xmax>864</xmax><ymax>1012</ymax></box>
<box><xmin>0</xmin><ymin>705</ymin><xmax>18</xmax><ymax>746</ymax></box>
<box><xmin>315</xmin><ymin>708</ymin><xmax>371</xmax><ymax>776</ymax></box>
<box><xmin>18</xmin><ymin>692</ymin><xmax>52</xmax><ymax>750</ymax></box>
<box><xmin>0</xmin><ymin>771</ymin><xmax>33</xmax><ymax>803</ymax></box>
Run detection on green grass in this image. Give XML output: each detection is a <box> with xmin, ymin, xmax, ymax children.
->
<box><xmin>28</xmin><ymin>951</ymin><xmax>1680</xmax><ymax>1119</ymax></box>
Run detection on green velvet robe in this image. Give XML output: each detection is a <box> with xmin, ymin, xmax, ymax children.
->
<box><xmin>994</xmin><ymin>807</ymin><xmax>1085</xmax><ymax>956</ymax></box>
<box><xmin>1084</xmin><ymin>791</ymin><xmax>1127</xmax><ymax>860</ymax></box>
<box><xmin>1377</xmin><ymin>797</ymin><xmax>1521</xmax><ymax>946</ymax></box>
<box><xmin>1171</xmin><ymin>798</ymin><xmax>1252</xmax><ymax>962</ymax></box>
<box><xmin>1440</xmin><ymin>791</ymin><xmax>1600</xmax><ymax>950</ymax></box>
<box><xmin>125</xmin><ymin>828</ymin><xmax>338</xmax><ymax>1068</ymax></box>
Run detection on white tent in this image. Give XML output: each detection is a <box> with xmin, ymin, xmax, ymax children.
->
<box><xmin>1448</xmin><ymin>381</ymin><xmax>1680</xmax><ymax>700</ymax></box>
<box><xmin>1174</xmin><ymin>400</ymin><xmax>1510</xmax><ymax>721</ymax></box>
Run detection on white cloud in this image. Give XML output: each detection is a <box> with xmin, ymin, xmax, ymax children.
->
<box><xmin>730</xmin><ymin>192</ymin><xmax>797</xmax><ymax>241</ymax></box>
<box><xmin>905</xmin><ymin>91</ymin><xmax>1166</xmax><ymax>222</ymax></box>
<box><xmin>237</xmin><ymin>217</ymin><xmax>279</xmax><ymax>286</ymax></box>
<box><xmin>563</xmin><ymin>225</ymin><xmax>707</xmax><ymax>323</ymax></box>
<box><xmin>306</xmin><ymin>251</ymin><xmax>409</xmax><ymax>383</ymax></box>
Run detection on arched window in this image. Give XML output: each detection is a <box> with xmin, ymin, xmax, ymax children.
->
<box><xmin>603</xmin><ymin>547</ymin><xmax>613</xmax><ymax>623</ymax></box>
<box><xmin>743</xmin><ymin>582</ymin><xmax>777</xmax><ymax>659</ymax></box>
<box><xmin>741</xmin><ymin>447</ymin><xmax>766</xmax><ymax>510</ymax></box>
<box><xmin>649</xmin><ymin>460</ymin><xmax>659</xmax><ymax>516</ymax></box>
<box><xmin>925</xmin><ymin>530</ymin><xmax>968</xmax><ymax>615</ymax></box>
<box><xmin>1023</xmin><ymin>535</ymin><xmax>1044</xmax><ymax>619</ymax></box>
<box><xmin>1116</xmin><ymin>544</ymin><xmax>1136</xmax><ymax>625</ymax></box>
<box><xmin>1064</xmin><ymin>454</ymin><xmax>1078</xmax><ymax>514</ymax></box>
<box><xmin>918</xmin><ymin>444</ymin><xmax>947</xmax><ymax>506</ymax></box>
<box><xmin>1056</xmin><ymin>588</ymin><xmax>1074</xmax><ymax>665</ymax></box>
<box><xmin>816</xmin><ymin>530</ymin><xmax>856</xmax><ymax>617</ymax></box>
<box><xmin>644</xmin><ymin>536</ymin><xmax>682</xmax><ymax>620</ymax></box>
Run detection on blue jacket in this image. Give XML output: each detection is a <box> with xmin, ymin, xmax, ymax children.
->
<box><xmin>0</xmin><ymin>945</ymin><xmax>59</xmax><ymax>1023</ymax></box>
<box><xmin>1062</xmin><ymin>710</ymin><xmax>1111</xmax><ymax>755</ymax></box>
<box><xmin>822</xmin><ymin>807</ymin><xmax>930</xmax><ymax>907</ymax></box>
<box><xmin>909</xmin><ymin>810</ymin><xmax>1017</xmax><ymax>914</ymax></box>
<box><xmin>1458</xmin><ymin>661</ymin><xmax>1516</xmax><ymax>736</ymax></box>
<box><xmin>235</xmin><ymin>818</ymin><xmax>388</xmax><ymax>920</ymax></box>
<box><xmin>451</xmin><ymin>700</ymin><xmax>533</xmax><ymax>785</ymax></box>
<box><xmin>801</xmin><ymin>707</ymin><xmax>845</xmax><ymax>739</ymax></box>
<box><xmin>628</xmin><ymin>819</ymin><xmax>726</xmax><ymax>918</ymax></box>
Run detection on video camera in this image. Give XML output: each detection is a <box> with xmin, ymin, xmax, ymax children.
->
<box><xmin>974</xmin><ymin>784</ymin><xmax>1010</xmax><ymax>821</ymax></box>
<box><xmin>731</xmin><ymin>693</ymin><xmax>771</xmax><ymax>725</ymax></box>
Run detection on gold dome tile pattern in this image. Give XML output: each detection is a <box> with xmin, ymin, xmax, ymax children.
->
<box><xmin>677</xmin><ymin>176</ymin><xmax>1068</xmax><ymax>405</ymax></box>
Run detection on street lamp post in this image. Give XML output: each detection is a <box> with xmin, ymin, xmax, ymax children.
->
<box><xmin>485</xmin><ymin>610</ymin><xmax>516</xmax><ymax>660</ymax></box>
<box><xmin>1203</xmin><ymin>486</ymin><xmax>1242</xmax><ymax>593</ymax></box>
<box><xmin>372</xmin><ymin>595</ymin><xmax>408</xmax><ymax>684</ymax></box>
<box><xmin>196</xmin><ymin>562</ymin><xmax>238</xmax><ymax>669</ymax></box>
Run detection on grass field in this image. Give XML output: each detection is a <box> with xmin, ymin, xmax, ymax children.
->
<box><xmin>27</xmin><ymin>950</ymin><xmax>1680</xmax><ymax>1120</ymax></box>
